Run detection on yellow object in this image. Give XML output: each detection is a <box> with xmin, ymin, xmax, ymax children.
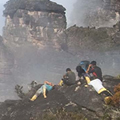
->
<box><xmin>98</xmin><ymin>88</ymin><xmax>107</xmax><ymax>94</ymax></box>
<box><xmin>43</xmin><ymin>86</ymin><xmax>47</xmax><ymax>98</ymax></box>
<box><xmin>30</xmin><ymin>95</ymin><xmax>37</xmax><ymax>101</ymax></box>
<box><xmin>85</xmin><ymin>85</ymin><xmax>88</xmax><ymax>87</ymax></box>
<box><xmin>104</xmin><ymin>96</ymin><xmax>112</xmax><ymax>105</ymax></box>
<box><xmin>59</xmin><ymin>80</ymin><xmax>63</xmax><ymax>86</ymax></box>
<box><xmin>98</xmin><ymin>88</ymin><xmax>113</xmax><ymax>96</ymax></box>
<box><xmin>85</xmin><ymin>76</ymin><xmax>91</xmax><ymax>84</ymax></box>
<box><xmin>106</xmin><ymin>90</ymin><xmax>113</xmax><ymax>96</ymax></box>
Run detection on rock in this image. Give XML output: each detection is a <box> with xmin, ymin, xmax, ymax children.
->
<box><xmin>0</xmin><ymin>87</ymin><xmax>70</xmax><ymax>120</ymax></box>
<box><xmin>103</xmin><ymin>76</ymin><xmax>120</xmax><ymax>93</ymax></box>
<box><xmin>58</xmin><ymin>84</ymin><xmax>104</xmax><ymax>112</ymax></box>
<box><xmin>0</xmin><ymin>78</ymin><xmax>120</xmax><ymax>120</ymax></box>
<box><xmin>3</xmin><ymin>0</ymin><xmax>66</xmax><ymax>49</ymax></box>
<box><xmin>2</xmin><ymin>0</ymin><xmax>120</xmax><ymax>54</ymax></box>
<box><xmin>3</xmin><ymin>0</ymin><xmax>66</xmax><ymax>18</ymax></box>
<box><xmin>65</xmin><ymin>23</ymin><xmax>120</xmax><ymax>54</ymax></box>
<box><xmin>71</xmin><ymin>0</ymin><xmax>120</xmax><ymax>28</ymax></box>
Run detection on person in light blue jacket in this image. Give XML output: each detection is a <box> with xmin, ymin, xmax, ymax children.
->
<box><xmin>30</xmin><ymin>81</ymin><xmax>54</xmax><ymax>101</ymax></box>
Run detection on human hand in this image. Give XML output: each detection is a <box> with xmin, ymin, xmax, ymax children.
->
<box><xmin>63</xmin><ymin>75</ymin><xmax>66</xmax><ymax>78</ymax></box>
<box><xmin>86</xmin><ymin>64</ymin><xmax>92</xmax><ymax>73</ymax></box>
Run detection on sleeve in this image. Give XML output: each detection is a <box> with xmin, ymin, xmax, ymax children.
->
<box><xmin>65</xmin><ymin>73</ymin><xmax>69</xmax><ymax>78</ymax></box>
<box><xmin>88</xmin><ymin>68</ymin><xmax>94</xmax><ymax>73</ymax></box>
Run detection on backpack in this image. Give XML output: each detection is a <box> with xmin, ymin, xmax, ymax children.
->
<box><xmin>79</xmin><ymin>60</ymin><xmax>90</xmax><ymax>72</ymax></box>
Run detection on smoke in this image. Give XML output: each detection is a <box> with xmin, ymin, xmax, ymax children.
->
<box><xmin>69</xmin><ymin>0</ymin><xmax>120</xmax><ymax>27</ymax></box>
<box><xmin>51</xmin><ymin>0</ymin><xmax>77</xmax><ymax>27</ymax></box>
<box><xmin>9</xmin><ymin>45</ymin><xmax>120</xmax><ymax>86</ymax></box>
<box><xmin>0</xmin><ymin>43</ymin><xmax>120</xmax><ymax>102</ymax></box>
<box><xmin>82</xmin><ymin>51</ymin><xmax>120</xmax><ymax>77</ymax></box>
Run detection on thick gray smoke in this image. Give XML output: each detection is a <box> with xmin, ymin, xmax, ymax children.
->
<box><xmin>0</xmin><ymin>44</ymin><xmax>120</xmax><ymax>102</ymax></box>
<box><xmin>0</xmin><ymin>45</ymin><xmax>81</xmax><ymax>102</ymax></box>
<box><xmin>11</xmin><ymin>46</ymin><xmax>120</xmax><ymax>88</ymax></box>
<box><xmin>70</xmin><ymin>0</ymin><xmax>120</xmax><ymax>27</ymax></box>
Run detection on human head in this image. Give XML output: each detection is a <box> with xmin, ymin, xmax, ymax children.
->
<box><xmin>76</xmin><ymin>66</ymin><xmax>85</xmax><ymax>77</ymax></box>
<box><xmin>90</xmin><ymin>61</ymin><xmax>96</xmax><ymax>66</ymax></box>
<box><xmin>66</xmin><ymin>68</ymin><xmax>71</xmax><ymax>73</ymax></box>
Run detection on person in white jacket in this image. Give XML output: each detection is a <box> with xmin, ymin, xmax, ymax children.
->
<box><xmin>85</xmin><ymin>76</ymin><xmax>112</xmax><ymax>100</ymax></box>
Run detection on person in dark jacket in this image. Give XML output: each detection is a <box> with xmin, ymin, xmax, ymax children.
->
<box><xmin>76</xmin><ymin>65</ymin><xmax>87</xmax><ymax>84</ymax></box>
<box><xmin>85</xmin><ymin>61</ymin><xmax>112</xmax><ymax>103</ymax></box>
<box><xmin>59</xmin><ymin>68</ymin><xmax>76</xmax><ymax>86</ymax></box>
<box><xmin>86</xmin><ymin>61</ymin><xmax>103</xmax><ymax>81</ymax></box>
<box><xmin>76</xmin><ymin>65</ymin><xmax>86</xmax><ymax>78</ymax></box>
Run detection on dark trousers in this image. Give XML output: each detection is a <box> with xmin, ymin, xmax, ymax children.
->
<box><xmin>100</xmin><ymin>90</ymin><xmax>112</xmax><ymax>98</ymax></box>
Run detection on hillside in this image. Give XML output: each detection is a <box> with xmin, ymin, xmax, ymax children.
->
<box><xmin>0</xmin><ymin>78</ymin><xmax>120</xmax><ymax>120</ymax></box>
<box><xmin>0</xmin><ymin>0</ymin><xmax>120</xmax><ymax>119</ymax></box>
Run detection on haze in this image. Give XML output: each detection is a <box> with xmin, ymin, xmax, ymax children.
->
<box><xmin>0</xmin><ymin>0</ymin><xmax>77</xmax><ymax>35</ymax></box>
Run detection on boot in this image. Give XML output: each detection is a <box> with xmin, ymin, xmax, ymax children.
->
<box><xmin>59</xmin><ymin>80</ymin><xmax>63</xmax><ymax>86</ymax></box>
<box><xmin>85</xmin><ymin>76</ymin><xmax>91</xmax><ymax>84</ymax></box>
<box><xmin>43</xmin><ymin>86</ymin><xmax>47</xmax><ymax>98</ymax></box>
<box><xmin>30</xmin><ymin>94</ymin><xmax>37</xmax><ymax>101</ymax></box>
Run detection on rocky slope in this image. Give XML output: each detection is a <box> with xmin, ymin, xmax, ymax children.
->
<box><xmin>0</xmin><ymin>0</ymin><xmax>120</xmax><ymax>119</ymax></box>
<box><xmin>0</xmin><ymin>78</ymin><xmax>120</xmax><ymax>120</ymax></box>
